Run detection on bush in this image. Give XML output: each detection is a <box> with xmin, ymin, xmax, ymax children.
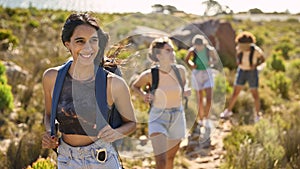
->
<box><xmin>275</xmin><ymin>41</ymin><xmax>294</xmax><ymax>60</ymax></box>
<box><xmin>0</xmin><ymin>62</ymin><xmax>14</xmax><ymax>112</ymax></box>
<box><xmin>267</xmin><ymin>52</ymin><xmax>286</xmax><ymax>72</ymax></box>
<box><xmin>26</xmin><ymin>158</ymin><xmax>56</xmax><ymax>169</ymax></box>
<box><xmin>267</xmin><ymin>72</ymin><xmax>291</xmax><ymax>99</ymax></box>
<box><xmin>0</xmin><ymin>29</ymin><xmax>19</xmax><ymax>49</ymax></box>
<box><xmin>286</xmin><ymin>59</ymin><xmax>300</xmax><ymax>88</ymax></box>
<box><xmin>28</xmin><ymin>19</ymin><xmax>40</xmax><ymax>28</ymax></box>
<box><xmin>0</xmin><ymin>85</ymin><xmax>14</xmax><ymax>112</ymax></box>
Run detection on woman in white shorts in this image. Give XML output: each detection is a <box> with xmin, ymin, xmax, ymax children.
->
<box><xmin>185</xmin><ymin>34</ymin><xmax>217</xmax><ymax>128</ymax></box>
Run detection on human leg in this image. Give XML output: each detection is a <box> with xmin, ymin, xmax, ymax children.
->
<box><xmin>204</xmin><ymin>87</ymin><xmax>212</xmax><ymax>118</ymax></box>
<box><xmin>250</xmin><ymin>88</ymin><xmax>261</xmax><ymax>122</ymax></box>
<box><xmin>228</xmin><ymin>85</ymin><xmax>243</xmax><ymax>111</ymax></box>
<box><xmin>197</xmin><ymin>90</ymin><xmax>205</xmax><ymax>122</ymax></box>
<box><xmin>150</xmin><ymin>133</ymin><xmax>168</xmax><ymax>169</ymax></box>
<box><xmin>221</xmin><ymin>85</ymin><xmax>243</xmax><ymax>118</ymax></box>
<box><xmin>166</xmin><ymin>139</ymin><xmax>181</xmax><ymax>169</ymax></box>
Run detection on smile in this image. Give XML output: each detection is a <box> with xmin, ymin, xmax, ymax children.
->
<box><xmin>79</xmin><ymin>53</ymin><xmax>94</xmax><ymax>58</ymax></box>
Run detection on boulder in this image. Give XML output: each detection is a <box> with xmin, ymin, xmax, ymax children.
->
<box><xmin>3</xmin><ymin>61</ymin><xmax>29</xmax><ymax>89</ymax></box>
<box><xmin>170</xmin><ymin>19</ymin><xmax>237</xmax><ymax>68</ymax></box>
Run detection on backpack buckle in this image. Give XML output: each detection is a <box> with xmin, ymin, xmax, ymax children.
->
<box><xmin>96</xmin><ymin>148</ymin><xmax>107</xmax><ymax>163</ymax></box>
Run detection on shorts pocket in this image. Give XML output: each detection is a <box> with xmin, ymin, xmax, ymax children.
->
<box><xmin>57</xmin><ymin>154</ymin><xmax>70</xmax><ymax>167</ymax></box>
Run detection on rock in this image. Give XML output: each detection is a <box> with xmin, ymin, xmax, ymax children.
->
<box><xmin>170</xmin><ymin>19</ymin><xmax>236</xmax><ymax>68</ymax></box>
<box><xmin>2</xmin><ymin>61</ymin><xmax>29</xmax><ymax>89</ymax></box>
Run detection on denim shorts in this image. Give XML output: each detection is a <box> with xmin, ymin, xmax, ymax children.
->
<box><xmin>148</xmin><ymin>106</ymin><xmax>186</xmax><ymax>140</ymax></box>
<box><xmin>57</xmin><ymin>138</ymin><xmax>122</xmax><ymax>169</ymax></box>
<box><xmin>191</xmin><ymin>69</ymin><xmax>214</xmax><ymax>90</ymax></box>
<box><xmin>235</xmin><ymin>68</ymin><xmax>258</xmax><ymax>88</ymax></box>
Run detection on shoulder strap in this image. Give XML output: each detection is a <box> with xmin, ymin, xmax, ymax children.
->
<box><xmin>151</xmin><ymin>66</ymin><xmax>159</xmax><ymax>93</ymax></box>
<box><xmin>249</xmin><ymin>45</ymin><xmax>255</xmax><ymax>66</ymax></box>
<box><xmin>97</xmin><ymin>69</ymin><xmax>123</xmax><ymax>130</ymax></box>
<box><xmin>171</xmin><ymin>64</ymin><xmax>184</xmax><ymax>95</ymax></box>
<box><xmin>205</xmin><ymin>46</ymin><xmax>210</xmax><ymax>60</ymax></box>
<box><xmin>50</xmin><ymin>60</ymin><xmax>72</xmax><ymax>136</ymax></box>
<box><xmin>192</xmin><ymin>49</ymin><xmax>197</xmax><ymax>63</ymax></box>
<box><xmin>95</xmin><ymin>67</ymin><xmax>109</xmax><ymax>131</ymax></box>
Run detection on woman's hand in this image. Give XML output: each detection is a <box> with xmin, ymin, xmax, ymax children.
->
<box><xmin>183</xmin><ymin>89</ymin><xmax>192</xmax><ymax>97</ymax></box>
<box><xmin>143</xmin><ymin>93</ymin><xmax>154</xmax><ymax>103</ymax></box>
<box><xmin>97</xmin><ymin>125</ymin><xmax>123</xmax><ymax>143</ymax></box>
<box><xmin>42</xmin><ymin>132</ymin><xmax>59</xmax><ymax>149</ymax></box>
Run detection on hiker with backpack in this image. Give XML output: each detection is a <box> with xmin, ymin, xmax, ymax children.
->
<box><xmin>41</xmin><ymin>13</ymin><xmax>136</xmax><ymax>169</ymax></box>
<box><xmin>184</xmin><ymin>34</ymin><xmax>217</xmax><ymax>148</ymax></box>
<box><xmin>220</xmin><ymin>31</ymin><xmax>265</xmax><ymax>122</ymax></box>
<box><xmin>131</xmin><ymin>37</ymin><xmax>190</xmax><ymax>169</ymax></box>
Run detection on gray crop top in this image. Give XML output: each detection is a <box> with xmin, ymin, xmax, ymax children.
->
<box><xmin>56</xmin><ymin>73</ymin><xmax>101</xmax><ymax>136</ymax></box>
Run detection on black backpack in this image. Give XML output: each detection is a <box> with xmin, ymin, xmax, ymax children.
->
<box><xmin>150</xmin><ymin>64</ymin><xmax>188</xmax><ymax>108</ymax></box>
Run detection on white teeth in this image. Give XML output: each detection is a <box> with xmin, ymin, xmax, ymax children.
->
<box><xmin>80</xmin><ymin>54</ymin><xmax>92</xmax><ymax>58</ymax></box>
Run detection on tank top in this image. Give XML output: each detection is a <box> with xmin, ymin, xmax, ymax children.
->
<box><xmin>152</xmin><ymin>70</ymin><xmax>181</xmax><ymax>108</ymax></box>
<box><xmin>194</xmin><ymin>48</ymin><xmax>209</xmax><ymax>70</ymax></box>
<box><xmin>56</xmin><ymin>73</ymin><xmax>99</xmax><ymax>136</ymax></box>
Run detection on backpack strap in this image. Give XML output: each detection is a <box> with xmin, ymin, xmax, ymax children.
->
<box><xmin>150</xmin><ymin>66</ymin><xmax>159</xmax><ymax>94</ymax></box>
<box><xmin>95</xmin><ymin>67</ymin><xmax>109</xmax><ymax>131</ymax></box>
<box><xmin>171</xmin><ymin>64</ymin><xmax>184</xmax><ymax>95</ymax></box>
<box><xmin>237</xmin><ymin>45</ymin><xmax>255</xmax><ymax>66</ymax></box>
<box><xmin>249</xmin><ymin>45</ymin><xmax>255</xmax><ymax>66</ymax></box>
<box><xmin>171</xmin><ymin>64</ymin><xmax>189</xmax><ymax>108</ymax></box>
<box><xmin>50</xmin><ymin>60</ymin><xmax>72</xmax><ymax>136</ymax></box>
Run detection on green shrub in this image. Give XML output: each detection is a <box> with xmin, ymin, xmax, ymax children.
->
<box><xmin>267</xmin><ymin>52</ymin><xmax>286</xmax><ymax>72</ymax></box>
<box><xmin>267</xmin><ymin>72</ymin><xmax>291</xmax><ymax>99</ymax></box>
<box><xmin>0</xmin><ymin>28</ymin><xmax>19</xmax><ymax>49</ymax></box>
<box><xmin>26</xmin><ymin>158</ymin><xmax>56</xmax><ymax>169</ymax></box>
<box><xmin>286</xmin><ymin>59</ymin><xmax>300</xmax><ymax>87</ymax></box>
<box><xmin>28</xmin><ymin>19</ymin><xmax>40</xmax><ymax>28</ymax></box>
<box><xmin>275</xmin><ymin>41</ymin><xmax>294</xmax><ymax>60</ymax></box>
<box><xmin>0</xmin><ymin>62</ymin><xmax>14</xmax><ymax>112</ymax></box>
<box><xmin>0</xmin><ymin>85</ymin><xmax>14</xmax><ymax>112</ymax></box>
<box><xmin>213</xmin><ymin>73</ymin><xmax>231</xmax><ymax>103</ymax></box>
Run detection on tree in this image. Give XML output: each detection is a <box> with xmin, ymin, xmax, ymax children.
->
<box><xmin>152</xmin><ymin>4</ymin><xmax>164</xmax><ymax>13</ymax></box>
<box><xmin>202</xmin><ymin>0</ymin><xmax>222</xmax><ymax>16</ymax></box>
<box><xmin>248</xmin><ymin>8</ymin><xmax>263</xmax><ymax>14</ymax></box>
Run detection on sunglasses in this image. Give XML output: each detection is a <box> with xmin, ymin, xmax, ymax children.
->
<box><xmin>96</xmin><ymin>148</ymin><xmax>107</xmax><ymax>163</ymax></box>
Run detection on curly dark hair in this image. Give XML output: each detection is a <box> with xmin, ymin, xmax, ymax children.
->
<box><xmin>235</xmin><ymin>31</ymin><xmax>256</xmax><ymax>44</ymax></box>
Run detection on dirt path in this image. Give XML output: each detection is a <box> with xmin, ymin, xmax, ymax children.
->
<box><xmin>121</xmin><ymin>119</ymin><xmax>233</xmax><ymax>169</ymax></box>
<box><xmin>181</xmin><ymin>119</ymin><xmax>232</xmax><ymax>169</ymax></box>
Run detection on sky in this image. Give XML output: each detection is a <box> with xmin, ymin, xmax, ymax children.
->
<box><xmin>94</xmin><ymin>0</ymin><xmax>299</xmax><ymax>14</ymax></box>
<box><xmin>0</xmin><ymin>0</ymin><xmax>299</xmax><ymax>15</ymax></box>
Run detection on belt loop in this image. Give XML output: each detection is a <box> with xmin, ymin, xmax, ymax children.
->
<box><xmin>69</xmin><ymin>148</ymin><xmax>73</xmax><ymax>160</ymax></box>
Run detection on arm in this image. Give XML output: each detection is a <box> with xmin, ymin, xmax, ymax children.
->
<box><xmin>98</xmin><ymin>74</ymin><xmax>137</xmax><ymax>142</ymax></box>
<box><xmin>131</xmin><ymin>70</ymin><xmax>153</xmax><ymax>103</ymax></box>
<box><xmin>184</xmin><ymin>50</ymin><xmax>196</xmax><ymax>69</ymax></box>
<box><xmin>208</xmin><ymin>47</ymin><xmax>218</xmax><ymax>66</ymax></box>
<box><xmin>252</xmin><ymin>46</ymin><xmax>265</xmax><ymax>69</ymax></box>
<box><xmin>41</xmin><ymin>68</ymin><xmax>59</xmax><ymax>149</ymax></box>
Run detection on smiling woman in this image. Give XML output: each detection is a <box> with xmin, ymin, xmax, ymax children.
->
<box><xmin>41</xmin><ymin>13</ymin><xmax>136</xmax><ymax>169</ymax></box>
